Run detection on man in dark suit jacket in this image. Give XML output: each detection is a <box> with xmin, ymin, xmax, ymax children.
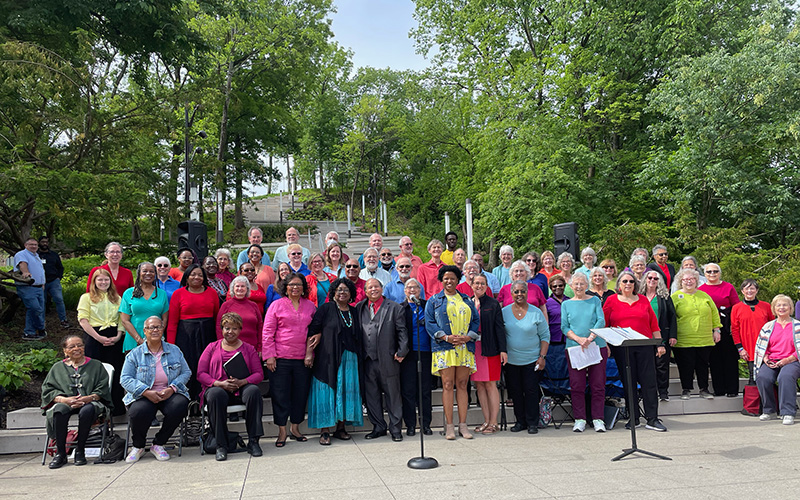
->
<box><xmin>647</xmin><ymin>244</ymin><xmax>676</xmax><ymax>290</ymax></box>
<box><xmin>357</xmin><ymin>278</ymin><xmax>409</xmax><ymax>441</ymax></box>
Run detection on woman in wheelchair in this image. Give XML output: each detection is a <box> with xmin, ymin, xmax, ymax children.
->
<box><xmin>120</xmin><ymin>316</ymin><xmax>191</xmax><ymax>463</ymax></box>
<box><xmin>198</xmin><ymin>312</ymin><xmax>264</xmax><ymax>461</ymax></box>
<box><xmin>41</xmin><ymin>334</ymin><xmax>112</xmax><ymax>469</ymax></box>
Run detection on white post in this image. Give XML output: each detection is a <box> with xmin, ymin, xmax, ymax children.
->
<box><xmin>466</xmin><ymin>199</ymin><xmax>474</xmax><ymax>258</ymax></box>
<box><xmin>362</xmin><ymin>195</ymin><xmax>366</xmax><ymax>218</ymax></box>
<box><xmin>444</xmin><ymin>212</ymin><xmax>450</xmax><ymax>233</ymax></box>
<box><xmin>307</xmin><ymin>228</ymin><xmax>312</xmax><ymax>250</ymax></box>
<box><xmin>190</xmin><ymin>184</ymin><xmax>200</xmax><ymax>221</ymax></box>
<box><xmin>216</xmin><ymin>190</ymin><xmax>223</xmax><ymax>242</ymax></box>
<box><xmin>347</xmin><ymin>204</ymin><xmax>352</xmax><ymax>237</ymax></box>
<box><xmin>382</xmin><ymin>201</ymin><xmax>388</xmax><ymax>235</ymax></box>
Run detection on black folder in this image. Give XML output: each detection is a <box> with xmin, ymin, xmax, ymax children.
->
<box><xmin>223</xmin><ymin>351</ymin><xmax>251</xmax><ymax>380</ymax></box>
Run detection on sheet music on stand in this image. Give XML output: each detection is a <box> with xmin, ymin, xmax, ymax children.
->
<box><xmin>590</xmin><ymin>327</ymin><xmax>652</xmax><ymax>347</ymax></box>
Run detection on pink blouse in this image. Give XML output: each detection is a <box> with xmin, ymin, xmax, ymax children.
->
<box><xmin>262</xmin><ymin>297</ymin><xmax>316</xmax><ymax>360</ymax></box>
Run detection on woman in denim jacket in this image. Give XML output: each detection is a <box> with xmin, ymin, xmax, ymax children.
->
<box><xmin>120</xmin><ymin>315</ymin><xmax>191</xmax><ymax>463</ymax></box>
<box><xmin>425</xmin><ymin>265</ymin><xmax>480</xmax><ymax>440</ymax></box>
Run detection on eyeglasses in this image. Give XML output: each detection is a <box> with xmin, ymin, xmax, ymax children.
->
<box><xmin>143</xmin><ymin>326</ymin><xmax>163</xmax><ymax>331</ymax></box>
<box><xmin>107</xmin><ymin>250</ymin><xmax>122</xmax><ymax>255</ymax></box>
<box><xmin>287</xmin><ymin>283</ymin><xmax>303</xmax><ymax>288</ymax></box>
<box><xmin>602</xmin><ymin>265</ymin><xmax>615</xmax><ymax>269</ymax></box>
<box><xmin>646</xmin><ymin>277</ymin><xmax>659</xmax><ymax>281</ymax></box>
<box><xmin>290</xmin><ymin>252</ymin><xmax>302</xmax><ymax>256</ymax></box>
<box><xmin>345</xmin><ymin>264</ymin><xmax>359</xmax><ymax>269</ymax></box>
<box><xmin>511</xmin><ymin>289</ymin><xmax>527</xmax><ymax>295</ymax></box>
<box><xmin>397</xmin><ymin>265</ymin><xmax>411</xmax><ymax>269</ymax></box>
<box><xmin>156</xmin><ymin>263</ymin><xmax>170</xmax><ymax>268</ymax></box>
<box><xmin>620</xmin><ymin>279</ymin><xmax>636</xmax><ymax>284</ymax></box>
<box><xmin>401</xmin><ymin>243</ymin><xmax>413</xmax><ymax>247</ymax></box>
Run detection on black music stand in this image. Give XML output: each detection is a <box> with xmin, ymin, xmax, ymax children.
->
<box><xmin>592</xmin><ymin>328</ymin><xmax>672</xmax><ymax>462</ymax></box>
<box><xmin>407</xmin><ymin>299</ymin><xmax>438</xmax><ymax>470</ymax></box>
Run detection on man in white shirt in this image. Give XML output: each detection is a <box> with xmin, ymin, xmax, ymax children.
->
<box><xmin>359</xmin><ymin>248</ymin><xmax>391</xmax><ymax>286</ymax></box>
<box><xmin>271</xmin><ymin>227</ymin><xmax>310</xmax><ymax>270</ymax></box>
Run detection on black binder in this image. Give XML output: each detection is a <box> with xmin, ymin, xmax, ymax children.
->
<box><xmin>223</xmin><ymin>351</ymin><xmax>251</xmax><ymax>380</ymax></box>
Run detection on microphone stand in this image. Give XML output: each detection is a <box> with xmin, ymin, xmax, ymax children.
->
<box><xmin>407</xmin><ymin>296</ymin><xmax>438</xmax><ymax>469</ymax></box>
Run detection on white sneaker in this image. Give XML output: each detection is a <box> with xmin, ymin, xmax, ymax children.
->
<box><xmin>150</xmin><ymin>444</ymin><xmax>170</xmax><ymax>461</ymax></box>
<box><xmin>572</xmin><ymin>419</ymin><xmax>586</xmax><ymax>432</ymax></box>
<box><xmin>125</xmin><ymin>447</ymin><xmax>145</xmax><ymax>463</ymax></box>
<box><xmin>759</xmin><ymin>412</ymin><xmax>777</xmax><ymax>421</ymax></box>
<box><xmin>593</xmin><ymin>419</ymin><xmax>606</xmax><ymax>432</ymax></box>
<box><xmin>783</xmin><ymin>415</ymin><xmax>794</xmax><ymax>425</ymax></box>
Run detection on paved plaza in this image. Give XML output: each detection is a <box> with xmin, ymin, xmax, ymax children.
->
<box><xmin>1</xmin><ymin>412</ymin><xmax>797</xmax><ymax>499</ymax></box>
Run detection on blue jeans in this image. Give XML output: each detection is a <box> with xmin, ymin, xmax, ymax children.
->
<box><xmin>44</xmin><ymin>279</ymin><xmax>67</xmax><ymax>321</ymax></box>
<box><xmin>16</xmin><ymin>285</ymin><xmax>45</xmax><ymax>335</ymax></box>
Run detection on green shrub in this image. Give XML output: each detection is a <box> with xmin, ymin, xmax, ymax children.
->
<box><xmin>62</xmin><ymin>282</ymin><xmax>86</xmax><ymax>310</ymax></box>
<box><xmin>19</xmin><ymin>348</ymin><xmax>60</xmax><ymax>373</ymax></box>
<box><xmin>0</xmin><ymin>355</ymin><xmax>31</xmax><ymax>391</ymax></box>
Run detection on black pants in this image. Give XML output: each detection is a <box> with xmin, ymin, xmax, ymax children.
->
<box><xmin>504</xmin><ymin>362</ymin><xmax>542</xmax><ymax>428</ymax></box>
<box><xmin>84</xmin><ymin>326</ymin><xmax>125</xmax><ymax>415</ymax></box>
<box><xmin>53</xmin><ymin>404</ymin><xmax>96</xmax><ymax>456</ymax></box>
<box><xmin>363</xmin><ymin>357</ymin><xmax>402</xmax><ymax>434</ymax></box>
<box><xmin>673</xmin><ymin>346</ymin><xmax>712</xmax><ymax>391</ymax></box>
<box><xmin>206</xmin><ymin>385</ymin><xmax>263</xmax><ymax>449</ymax></box>
<box><xmin>709</xmin><ymin>318</ymin><xmax>739</xmax><ymax>395</ymax></box>
<box><xmin>655</xmin><ymin>344</ymin><xmax>672</xmax><ymax>398</ymax></box>
<box><xmin>270</xmin><ymin>359</ymin><xmax>311</xmax><ymax>426</ymax></box>
<box><xmin>399</xmin><ymin>350</ymin><xmax>433</xmax><ymax>429</ymax></box>
<box><xmin>613</xmin><ymin>345</ymin><xmax>658</xmax><ymax>423</ymax></box>
<box><xmin>128</xmin><ymin>394</ymin><xmax>189</xmax><ymax>449</ymax></box>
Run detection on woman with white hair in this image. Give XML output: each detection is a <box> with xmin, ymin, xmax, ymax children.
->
<box><xmin>492</xmin><ymin>245</ymin><xmax>515</xmax><ymax>288</ymax></box>
<box><xmin>154</xmin><ymin>256</ymin><xmax>180</xmax><ymax>300</ymax></box>
<box><xmin>670</xmin><ymin>255</ymin><xmax>707</xmax><ymax>293</ymax></box>
<box><xmin>587</xmin><ymin>267</ymin><xmax>614</xmax><ymax>304</ymax></box>
<box><xmin>754</xmin><ymin>294</ymin><xmax>800</xmax><ymax>425</ymax></box>
<box><xmin>574</xmin><ymin>247</ymin><xmax>597</xmax><ymax>278</ymax></box>
<box><xmin>628</xmin><ymin>254</ymin><xmax>647</xmax><ymax>284</ymax></box>
<box><xmin>495</xmin><ymin>261</ymin><xmax>548</xmax><ymax>322</ymax></box>
<box><xmin>217</xmin><ymin>276</ymin><xmax>263</xmax><ymax>351</ymax></box>
<box><xmin>214</xmin><ymin>248</ymin><xmax>236</xmax><ymax>287</ymax></box>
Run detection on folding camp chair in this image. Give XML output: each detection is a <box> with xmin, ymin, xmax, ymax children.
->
<box><xmin>540</xmin><ymin>343</ymin><xmax>573</xmax><ymax>429</ymax></box>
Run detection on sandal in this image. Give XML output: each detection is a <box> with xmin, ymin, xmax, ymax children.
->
<box><xmin>482</xmin><ymin>424</ymin><xmax>499</xmax><ymax>434</ymax></box>
<box><xmin>474</xmin><ymin>422</ymin><xmax>489</xmax><ymax>433</ymax></box>
<box><xmin>319</xmin><ymin>432</ymin><xmax>331</xmax><ymax>446</ymax></box>
<box><xmin>275</xmin><ymin>437</ymin><xmax>286</xmax><ymax>448</ymax></box>
<box><xmin>332</xmin><ymin>428</ymin><xmax>351</xmax><ymax>441</ymax></box>
<box><xmin>289</xmin><ymin>432</ymin><xmax>308</xmax><ymax>442</ymax></box>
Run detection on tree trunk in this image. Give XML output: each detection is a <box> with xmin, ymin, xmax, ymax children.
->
<box><xmin>267</xmin><ymin>155</ymin><xmax>273</xmax><ymax>195</ymax></box>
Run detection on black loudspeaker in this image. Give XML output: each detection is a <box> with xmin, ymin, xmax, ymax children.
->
<box><xmin>178</xmin><ymin>220</ymin><xmax>208</xmax><ymax>260</ymax></box>
<box><xmin>554</xmin><ymin>222</ymin><xmax>579</xmax><ymax>260</ymax></box>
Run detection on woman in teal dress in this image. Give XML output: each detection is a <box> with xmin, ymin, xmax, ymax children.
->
<box><xmin>119</xmin><ymin>262</ymin><xmax>170</xmax><ymax>352</ymax></box>
<box><xmin>425</xmin><ymin>265</ymin><xmax>479</xmax><ymax>440</ymax></box>
<box><xmin>306</xmin><ymin>278</ymin><xmax>363</xmax><ymax>445</ymax></box>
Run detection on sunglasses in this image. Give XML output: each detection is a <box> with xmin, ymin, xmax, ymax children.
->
<box><xmin>290</xmin><ymin>252</ymin><xmax>302</xmax><ymax>256</ymax></box>
<box><xmin>656</xmin><ymin>252</ymin><xmax>668</xmax><ymax>257</ymax></box>
<box><xmin>646</xmin><ymin>277</ymin><xmax>659</xmax><ymax>281</ymax></box>
<box><xmin>345</xmin><ymin>264</ymin><xmax>359</xmax><ymax>269</ymax></box>
<box><xmin>620</xmin><ymin>279</ymin><xmax>636</xmax><ymax>284</ymax></box>
<box><xmin>397</xmin><ymin>265</ymin><xmax>411</xmax><ymax>269</ymax></box>
<box><xmin>602</xmin><ymin>265</ymin><xmax>615</xmax><ymax>269</ymax></box>
<box><xmin>705</xmin><ymin>270</ymin><xmax>719</xmax><ymax>274</ymax></box>
<box><xmin>156</xmin><ymin>263</ymin><xmax>170</xmax><ymax>268</ymax></box>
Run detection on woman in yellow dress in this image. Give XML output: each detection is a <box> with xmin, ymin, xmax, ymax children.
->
<box><xmin>424</xmin><ymin>265</ymin><xmax>479</xmax><ymax>440</ymax></box>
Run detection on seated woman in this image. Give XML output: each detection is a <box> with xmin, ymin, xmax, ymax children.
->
<box><xmin>217</xmin><ymin>276</ymin><xmax>263</xmax><ymax>351</ymax></box>
<box><xmin>41</xmin><ymin>334</ymin><xmax>112</xmax><ymax>469</ymax></box>
<box><xmin>120</xmin><ymin>316</ymin><xmax>191</xmax><ymax>463</ymax></box>
<box><xmin>198</xmin><ymin>312</ymin><xmax>265</xmax><ymax>461</ymax></box>
<box><xmin>754</xmin><ymin>295</ymin><xmax>800</xmax><ymax>425</ymax></box>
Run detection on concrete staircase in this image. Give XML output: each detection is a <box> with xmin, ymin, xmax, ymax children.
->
<box><xmin>1</xmin><ymin>364</ymin><xmax>761</xmax><ymax>454</ymax></box>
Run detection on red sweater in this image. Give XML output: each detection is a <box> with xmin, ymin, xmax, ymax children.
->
<box><xmin>699</xmin><ymin>282</ymin><xmax>740</xmax><ymax>314</ymax></box>
<box><xmin>730</xmin><ymin>301</ymin><xmax>774</xmax><ymax>361</ymax></box>
<box><xmin>86</xmin><ymin>265</ymin><xmax>134</xmax><ymax>296</ymax></box>
<box><xmin>167</xmin><ymin>287</ymin><xmax>220</xmax><ymax>343</ymax></box>
<box><xmin>603</xmin><ymin>294</ymin><xmax>660</xmax><ymax>339</ymax></box>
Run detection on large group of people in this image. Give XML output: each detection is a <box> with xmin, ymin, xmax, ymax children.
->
<box><xmin>25</xmin><ymin>229</ymin><xmax>800</xmax><ymax>469</ymax></box>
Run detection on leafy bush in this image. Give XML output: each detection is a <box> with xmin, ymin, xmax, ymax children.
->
<box><xmin>19</xmin><ymin>348</ymin><xmax>60</xmax><ymax>373</ymax></box>
<box><xmin>0</xmin><ymin>348</ymin><xmax>58</xmax><ymax>392</ymax></box>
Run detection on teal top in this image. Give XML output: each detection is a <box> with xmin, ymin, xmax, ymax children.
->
<box><xmin>492</xmin><ymin>265</ymin><xmax>511</xmax><ymax>288</ymax></box>
<box><xmin>119</xmin><ymin>287</ymin><xmax>170</xmax><ymax>352</ymax></box>
<box><xmin>650</xmin><ymin>295</ymin><xmax>659</xmax><ymax>319</ymax></box>
<box><xmin>561</xmin><ymin>296</ymin><xmax>607</xmax><ymax>348</ymax></box>
<box><xmin>502</xmin><ymin>304</ymin><xmax>550</xmax><ymax>365</ymax></box>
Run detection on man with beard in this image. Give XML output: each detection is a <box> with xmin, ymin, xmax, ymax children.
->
<box><xmin>383</xmin><ymin>257</ymin><xmax>426</xmax><ymax>303</ymax></box>
<box><xmin>395</xmin><ymin>236</ymin><xmax>423</xmax><ymax>278</ymax></box>
<box><xmin>38</xmin><ymin>236</ymin><xmax>69</xmax><ymax>328</ymax></box>
<box><xmin>358</xmin><ymin>233</ymin><xmax>384</xmax><ymax>268</ymax></box>
<box><xmin>344</xmin><ymin>258</ymin><xmax>366</xmax><ymax>305</ymax></box>
<box><xmin>357</xmin><ymin>278</ymin><xmax>408</xmax><ymax>441</ymax></box>
<box><xmin>359</xmin><ymin>248</ymin><xmax>391</xmax><ymax>286</ymax></box>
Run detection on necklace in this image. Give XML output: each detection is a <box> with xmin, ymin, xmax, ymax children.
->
<box><xmin>339</xmin><ymin>308</ymin><xmax>353</xmax><ymax>327</ymax></box>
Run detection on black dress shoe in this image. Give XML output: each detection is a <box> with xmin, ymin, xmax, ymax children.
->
<box><xmin>510</xmin><ymin>423</ymin><xmax>527</xmax><ymax>432</ymax></box>
<box><xmin>73</xmin><ymin>450</ymin><xmax>87</xmax><ymax>466</ymax></box>
<box><xmin>215</xmin><ymin>447</ymin><xmax>228</xmax><ymax>461</ymax></box>
<box><xmin>422</xmin><ymin>427</ymin><xmax>433</xmax><ymax>435</ymax></box>
<box><xmin>527</xmin><ymin>426</ymin><xmax>539</xmax><ymax>434</ymax></box>
<box><xmin>247</xmin><ymin>439</ymin><xmax>263</xmax><ymax>457</ymax></box>
<box><xmin>391</xmin><ymin>433</ymin><xmax>403</xmax><ymax>442</ymax></box>
<box><xmin>406</xmin><ymin>427</ymin><xmax>416</xmax><ymax>436</ymax></box>
<box><xmin>364</xmin><ymin>429</ymin><xmax>386</xmax><ymax>440</ymax></box>
<box><xmin>48</xmin><ymin>453</ymin><xmax>67</xmax><ymax>469</ymax></box>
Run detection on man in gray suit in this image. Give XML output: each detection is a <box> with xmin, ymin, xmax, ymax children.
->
<box><xmin>357</xmin><ymin>278</ymin><xmax>409</xmax><ymax>441</ymax></box>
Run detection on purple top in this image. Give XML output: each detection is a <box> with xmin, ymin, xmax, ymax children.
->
<box><xmin>262</xmin><ymin>297</ymin><xmax>316</xmax><ymax>360</ymax></box>
<box><xmin>546</xmin><ymin>296</ymin><xmax>569</xmax><ymax>343</ymax></box>
<box><xmin>197</xmin><ymin>340</ymin><xmax>264</xmax><ymax>405</ymax></box>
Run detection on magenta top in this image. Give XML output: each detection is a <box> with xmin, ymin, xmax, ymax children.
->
<box><xmin>262</xmin><ymin>297</ymin><xmax>316</xmax><ymax>360</ymax></box>
<box><xmin>765</xmin><ymin>322</ymin><xmax>796</xmax><ymax>360</ymax></box>
<box><xmin>496</xmin><ymin>283</ymin><xmax>546</xmax><ymax>308</ymax></box>
<box><xmin>698</xmin><ymin>281</ymin><xmax>740</xmax><ymax>313</ymax></box>
<box><xmin>197</xmin><ymin>340</ymin><xmax>264</xmax><ymax>404</ymax></box>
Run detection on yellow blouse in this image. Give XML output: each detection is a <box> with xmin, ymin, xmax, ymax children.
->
<box><xmin>77</xmin><ymin>293</ymin><xmax>121</xmax><ymax>329</ymax></box>
<box><xmin>445</xmin><ymin>293</ymin><xmax>472</xmax><ymax>336</ymax></box>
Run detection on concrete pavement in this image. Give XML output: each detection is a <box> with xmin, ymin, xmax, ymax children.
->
<box><xmin>2</xmin><ymin>412</ymin><xmax>798</xmax><ymax>499</ymax></box>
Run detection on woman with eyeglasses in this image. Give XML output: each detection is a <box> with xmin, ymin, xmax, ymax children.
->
<box><xmin>169</xmin><ymin>248</ymin><xmax>196</xmax><ymax>282</ymax></box>
<box><xmin>286</xmin><ymin>243</ymin><xmax>311</xmax><ymax>276</ymax></box>
<box><xmin>522</xmin><ymin>251</ymin><xmax>549</xmax><ymax>300</ymax></box>
<box><xmin>539</xmin><ymin>251</ymin><xmax>559</xmax><ymax>280</ymax></box>
<box><xmin>203</xmin><ymin>256</ymin><xmax>228</xmax><ymax>303</ymax></box>
<box><xmin>492</xmin><ymin>245</ymin><xmax>515</xmax><ymax>288</ymax></box>
<box><xmin>496</xmin><ymin>261</ymin><xmax>549</xmax><ymax>323</ymax></box>
<box><xmin>154</xmin><ymin>256</ymin><xmax>180</xmax><ymax>300</ymax></box>
<box><xmin>603</xmin><ymin>270</ymin><xmax>667</xmax><ymax>431</ymax></box>
<box><xmin>671</xmin><ymin>268</ymin><xmax>721</xmax><ymax>401</ymax></box>
<box><xmin>217</xmin><ymin>276</ymin><xmax>263</xmax><ymax>351</ymax></box>
<box><xmin>166</xmin><ymin>264</ymin><xmax>220</xmax><ymax>400</ymax></box>
<box><xmin>699</xmin><ymin>263</ymin><xmax>741</xmax><ymax>397</ymax></box>
<box><xmin>265</xmin><ymin>262</ymin><xmax>292</xmax><ymax>310</ymax></box>
<box><xmin>628</xmin><ymin>255</ymin><xmax>648</xmax><ymax>285</ymax></box>
<box><xmin>306</xmin><ymin>252</ymin><xmax>337</xmax><ymax>307</ymax></box>
<box><xmin>263</xmin><ymin>273</ymin><xmax>316</xmax><ymax>447</ymax></box>
<box><xmin>307</xmin><ymin>278</ymin><xmax>363</xmax><ymax>445</ymax></box>
<box><xmin>247</xmin><ymin>244</ymin><xmax>276</xmax><ymax>291</ymax></box>
<box><xmin>120</xmin><ymin>263</ymin><xmax>170</xmax><ymax>355</ymax></box>
<box><xmin>470</xmin><ymin>274</ymin><xmax>506</xmax><ymax>435</ymax></box>
<box><xmin>234</xmin><ymin>262</ymin><xmax>267</xmax><ymax>314</ymax></box>
<box><xmin>79</xmin><ymin>268</ymin><xmax>126</xmax><ymax>415</ymax></box>
<box><xmin>599</xmin><ymin>259</ymin><xmax>618</xmax><ymax>290</ymax></box>
<box><xmin>639</xmin><ymin>270</ymin><xmax>677</xmax><ymax>402</ymax></box>
<box><xmin>502</xmin><ymin>280</ymin><xmax>550</xmax><ymax>434</ymax></box>
<box><xmin>214</xmin><ymin>248</ymin><xmax>237</xmax><ymax>287</ymax></box>
<box><xmin>42</xmin><ymin>334</ymin><xmax>113</xmax><ymax>469</ymax></box>
<box><xmin>86</xmin><ymin>242</ymin><xmax>134</xmax><ymax>296</ymax></box>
